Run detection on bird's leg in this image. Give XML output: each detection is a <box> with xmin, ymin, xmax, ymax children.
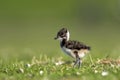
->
<box><xmin>73</xmin><ymin>51</ymin><xmax>81</xmax><ymax>68</ymax></box>
<box><xmin>73</xmin><ymin>59</ymin><xmax>77</xmax><ymax>68</ymax></box>
<box><xmin>78</xmin><ymin>57</ymin><xmax>81</xmax><ymax>68</ymax></box>
<box><xmin>73</xmin><ymin>57</ymin><xmax>81</xmax><ymax>68</ymax></box>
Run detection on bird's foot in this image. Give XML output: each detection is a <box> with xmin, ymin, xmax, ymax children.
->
<box><xmin>73</xmin><ymin>58</ymin><xmax>81</xmax><ymax>68</ymax></box>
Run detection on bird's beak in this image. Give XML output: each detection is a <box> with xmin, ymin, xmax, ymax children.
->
<box><xmin>54</xmin><ymin>37</ymin><xmax>58</xmax><ymax>40</ymax></box>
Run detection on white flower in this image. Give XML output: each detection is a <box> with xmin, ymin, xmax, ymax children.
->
<box><xmin>40</xmin><ymin>70</ymin><xmax>44</xmax><ymax>75</ymax></box>
<box><xmin>26</xmin><ymin>63</ymin><xmax>31</xmax><ymax>68</ymax></box>
<box><xmin>94</xmin><ymin>70</ymin><xmax>98</xmax><ymax>73</ymax></box>
<box><xmin>101</xmin><ymin>71</ymin><xmax>108</xmax><ymax>76</ymax></box>
<box><xmin>55</xmin><ymin>61</ymin><xmax>64</xmax><ymax>66</ymax></box>
<box><xmin>76</xmin><ymin>72</ymin><xmax>80</xmax><ymax>75</ymax></box>
<box><xmin>55</xmin><ymin>62</ymin><xmax>59</xmax><ymax>66</ymax></box>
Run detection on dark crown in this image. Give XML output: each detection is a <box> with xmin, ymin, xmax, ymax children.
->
<box><xmin>55</xmin><ymin>28</ymin><xmax>67</xmax><ymax>39</ymax></box>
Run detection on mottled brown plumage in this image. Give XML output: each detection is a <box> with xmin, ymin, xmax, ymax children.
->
<box><xmin>61</xmin><ymin>39</ymin><xmax>90</xmax><ymax>50</ymax></box>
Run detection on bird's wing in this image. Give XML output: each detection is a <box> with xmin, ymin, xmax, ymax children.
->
<box><xmin>65</xmin><ymin>40</ymin><xmax>90</xmax><ymax>50</ymax></box>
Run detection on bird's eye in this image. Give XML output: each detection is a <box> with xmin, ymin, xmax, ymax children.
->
<box><xmin>61</xmin><ymin>33</ymin><xmax>64</xmax><ymax>35</ymax></box>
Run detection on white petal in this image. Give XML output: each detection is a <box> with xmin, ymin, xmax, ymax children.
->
<box><xmin>40</xmin><ymin>70</ymin><xmax>44</xmax><ymax>75</ymax></box>
<box><xmin>101</xmin><ymin>71</ymin><xmax>108</xmax><ymax>76</ymax></box>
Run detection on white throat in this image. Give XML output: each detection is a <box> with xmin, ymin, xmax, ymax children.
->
<box><xmin>66</xmin><ymin>31</ymin><xmax>70</xmax><ymax>41</ymax></box>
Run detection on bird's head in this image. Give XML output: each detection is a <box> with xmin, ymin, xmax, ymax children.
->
<box><xmin>54</xmin><ymin>28</ymin><xmax>70</xmax><ymax>41</ymax></box>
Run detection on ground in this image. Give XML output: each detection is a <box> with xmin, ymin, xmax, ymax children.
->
<box><xmin>0</xmin><ymin>54</ymin><xmax>120</xmax><ymax>80</ymax></box>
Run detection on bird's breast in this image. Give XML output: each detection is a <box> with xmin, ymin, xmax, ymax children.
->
<box><xmin>61</xmin><ymin>46</ymin><xmax>76</xmax><ymax>58</ymax></box>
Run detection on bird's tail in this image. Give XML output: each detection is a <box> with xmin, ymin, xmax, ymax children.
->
<box><xmin>84</xmin><ymin>46</ymin><xmax>91</xmax><ymax>51</ymax></box>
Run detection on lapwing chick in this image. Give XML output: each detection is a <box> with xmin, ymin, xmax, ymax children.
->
<box><xmin>54</xmin><ymin>28</ymin><xmax>91</xmax><ymax>68</ymax></box>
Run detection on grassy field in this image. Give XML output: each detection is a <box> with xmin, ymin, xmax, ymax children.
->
<box><xmin>0</xmin><ymin>22</ymin><xmax>120</xmax><ymax>80</ymax></box>
<box><xmin>0</xmin><ymin>54</ymin><xmax>120</xmax><ymax>80</ymax></box>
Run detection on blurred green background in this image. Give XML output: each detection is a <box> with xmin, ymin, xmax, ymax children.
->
<box><xmin>0</xmin><ymin>0</ymin><xmax>120</xmax><ymax>61</ymax></box>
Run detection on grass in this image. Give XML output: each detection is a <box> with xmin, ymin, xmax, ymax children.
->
<box><xmin>0</xmin><ymin>54</ymin><xmax>120</xmax><ymax>80</ymax></box>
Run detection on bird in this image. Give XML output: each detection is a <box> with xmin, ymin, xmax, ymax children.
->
<box><xmin>54</xmin><ymin>28</ymin><xmax>91</xmax><ymax>68</ymax></box>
